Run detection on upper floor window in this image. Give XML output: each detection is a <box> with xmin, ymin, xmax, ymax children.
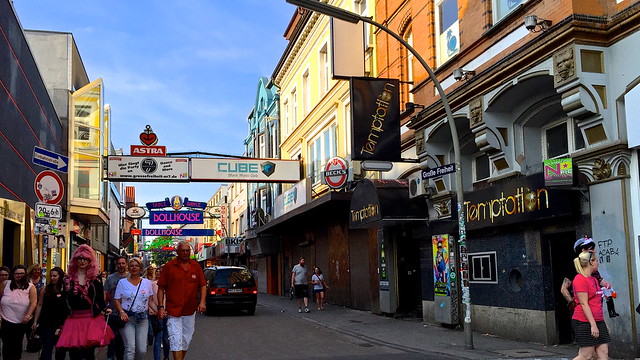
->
<box><xmin>319</xmin><ymin>44</ymin><xmax>330</xmax><ymax>94</ymax></box>
<box><xmin>303</xmin><ymin>69</ymin><xmax>311</xmax><ymax>115</ymax></box>
<box><xmin>258</xmin><ymin>133</ymin><xmax>266</xmax><ymax>158</ymax></box>
<box><xmin>291</xmin><ymin>88</ymin><xmax>298</xmax><ymax>129</ymax></box>
<box><xmin>473</xmin><ymin>153</ymin><xmax>491</xmax><ymax>182</ymax></box>
<box><xmin>436</xmin><ymin>0</ymin><xmax>459</xmax><ymax>66</ymax></box>
<box><xmin>493</xmin><ymin>0</ymin><xmax>527</xmax><ymax>23</ymax></box>
<box><xmin>307</xmin><ymin>124</ymin><xmax>337</xmax><ymax>183</ymax></box>
<box><xmin>283</xmin><ymin>99</ymin><xmax>290</xmax><ymax>135</ymax></box>
<box><xmin>405</xmin><ymin>29</ymin><xmax>414</xmax><ymax>103</ymax></box>
<box><xmin>542</xmin><ymin>119</ymin><xmax>585</xmax><ymax>159</ymax></box>
<box><xmin>354</xmin><ymin>0</ymin><xmax>370</xmax><ymax>49</ymax></box>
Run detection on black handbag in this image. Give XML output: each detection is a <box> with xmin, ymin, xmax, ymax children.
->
<box><xmin>25</xmin><ymin>330</ymin><xmax>42</xmax><ymax>353</ymax></box>
<box><xmin>108</xmin><ymin>281</ymin><xmax>142</xmax><ymax>329</ymax></box>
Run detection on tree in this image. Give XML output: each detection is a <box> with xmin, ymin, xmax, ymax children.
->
<box><xmin>143</xmin><ymin>236</ymin><xmax>175</xmax><ymax>267</ymax></box>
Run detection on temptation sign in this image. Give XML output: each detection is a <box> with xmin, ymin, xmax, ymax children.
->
<box><xmin>148</xmin><ymin>211</ymin><xmax>204</xmax><ymax>225</ymax></box>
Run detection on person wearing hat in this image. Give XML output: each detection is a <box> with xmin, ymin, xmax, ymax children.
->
<box><xmin>560</xmin><ymin>236</ymin><xmax>611</xmax><ymax>312</ymax></box>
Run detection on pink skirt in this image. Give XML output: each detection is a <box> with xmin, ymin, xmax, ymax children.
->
<box><xmin>56</xmin><ymin>310</ymin><xmax>115</xmax><ymax>348</ymax></box>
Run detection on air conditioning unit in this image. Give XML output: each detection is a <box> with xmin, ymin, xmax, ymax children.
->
<box><xmin>409</xmin><ymin>177</ymin><xmax>427</xmax><ymax>198</ymax></box>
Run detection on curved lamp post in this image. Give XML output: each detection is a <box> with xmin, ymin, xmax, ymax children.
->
<box><xmin>285</xmin><ymin>0</ymin><xmax>473</xmax><ymax>349</ymax></box>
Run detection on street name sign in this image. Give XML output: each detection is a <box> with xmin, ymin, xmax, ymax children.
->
<box><xmin>35</xmin><ymin>203</ymin><xmax>62</xmax><ymax>220</ymax></box>
<box><xmin>33</xmin><ymin>147</ymin><xmax>68</xmax><ymax>173</ymax></box>
<box><xmin>141</xmin><ymin>228</ymin><xmax>214</xmax><ymax>237</ymax></box>
<box><xmin>421</xmin><ymin>163</ymin><xmax>456</xmax><ymax>180</ymax></box>
<box><xmin>106</xmin><ymin>156</ymin><xmax>189</xmax><ymax>181</ymax></box>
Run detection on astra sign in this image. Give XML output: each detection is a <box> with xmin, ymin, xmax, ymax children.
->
<box><xmin>148</xmin><ymin>211</ymin><xmax>204</xmax><ymax>224</ymax></box>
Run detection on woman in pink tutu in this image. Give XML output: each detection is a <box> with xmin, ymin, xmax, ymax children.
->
<box><xmin>56</xmin><ymin>244</ymin><xmax>114</xmax><ymax>359</ymax></box>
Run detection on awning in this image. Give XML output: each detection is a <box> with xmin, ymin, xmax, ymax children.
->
<box><xmin>349</xmin><ymin>179</ymin><xmax>429</xmax><ymax>229</ymax></box>
<box><xmin>256</xmin><ymin>191</ymin><xmax>352</xmax><ymax>235</ymax></box>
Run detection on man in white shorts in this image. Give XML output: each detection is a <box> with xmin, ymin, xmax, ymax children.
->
<box><xmin>157</xmin><ymin>241</ymin><xmax>206</xmax><ymax>360</ymax></box>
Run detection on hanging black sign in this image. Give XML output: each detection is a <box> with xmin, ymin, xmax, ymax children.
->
<box><xmin>350</xmin><ymin>77</ymin><xmax>401</xmax><ymax>162</ymax></box>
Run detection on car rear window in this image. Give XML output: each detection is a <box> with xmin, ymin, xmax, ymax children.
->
<box><xmin>212</xmin><ymin>268</ymin><xmax>255</xmax><ymax>287</ymax></box>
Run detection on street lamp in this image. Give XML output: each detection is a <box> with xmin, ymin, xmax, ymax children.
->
<box><xmin>285</xmin><ymin>0</ymin><xmax>473</xmax><ymax>349</ymax></box>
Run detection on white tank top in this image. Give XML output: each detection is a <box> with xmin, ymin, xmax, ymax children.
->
<box><xmin>0</xmin><ymin>282</ymin><xmax>33</xmax><ymax>324</ymax></box>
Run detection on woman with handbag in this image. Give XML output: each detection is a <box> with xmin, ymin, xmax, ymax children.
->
<box><xmin>56</xmin><ymin>244</ymin><xmax>115</xmax><ymax>359</ymax></box>
<box><xmin>0</xmin><ymin>264</ymin><xmax>37</xmax><ymax>360</ymax></box>
<box><xmin>32</xmin><ymin>267</ymin><xmax>68</xmax><ymax>360</ymax></box>
<box><xmin>114</xmin><ymin>258</ymin><xmax>154</xmax><ymax>360</ymax></box>
<box><xmin>311</xmin><ymin>267</ymin><xmax>329</xmax><ymax>311</ymax></box>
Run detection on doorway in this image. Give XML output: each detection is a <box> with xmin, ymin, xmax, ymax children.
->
<box><xmin>545</xmin><ymin>231</ymin><xmax>576</xmax><ymax>344</ymax></box>
<box><xmin>395</xmin><ymin>227</ymin><xmax>422</xmax><ymax>317</ymax></box>
<box><xmin>2</xmin><ymin>220</ymin><xmax>18</xmax><ymax>268</ymax></box>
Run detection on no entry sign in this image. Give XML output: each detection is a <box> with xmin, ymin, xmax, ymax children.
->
<box><xmin>34</xmin><ymin>170</ymin><xmax>64</xmax><ymax>204</ymax></box>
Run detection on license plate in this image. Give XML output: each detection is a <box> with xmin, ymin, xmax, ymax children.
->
<box><xmin>227</xmin><ymin>288</ymin><xmax>242</xmax><ymax>293</ymax></box>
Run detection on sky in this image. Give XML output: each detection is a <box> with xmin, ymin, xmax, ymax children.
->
<box><xmin>13</xmin><ymin>0</ymin><xmax>295</xmax><ymax>208</ymax></box>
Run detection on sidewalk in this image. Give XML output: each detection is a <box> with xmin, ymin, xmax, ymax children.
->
<box><xmin>258</xmin><ymin>293</ymin><xmax>614</xmax><ymax>360</ymax></box>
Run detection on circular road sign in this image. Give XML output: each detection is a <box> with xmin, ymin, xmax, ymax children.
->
<box><xmin>323</xmin><ymin>157</ymin><xmax>349</xmax><ymax>189</ymax></box>
<box><xmin>34</xmin><ymin>170</ymin><xmax>64</xmax><ymax>204</ymax></box>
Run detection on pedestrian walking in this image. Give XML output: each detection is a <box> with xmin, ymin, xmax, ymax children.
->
<box><xmin>56</xmin><ymin>244</ymin><xmax>114</xmax><ymax>360</ymax></box>
<box><xmin>32</xmin><ymin>267</ymin><xmax>68</xmax><ymax>360</ymax></box>
<box><xmin>0</xmin><ymin>266</ymin><xmax>9</xmax><ymax>357</ymax></box>
<box><xmin>311</xmin><ymin>267</ymin><xmax>328</xmax><ymax>311</ymax></box>
<box><xmin>157</xmin><ymin>241</ymin><xmax>206</xmax><ymax>360</ymax></box>
<box><xmin>146</xmin><ymin>265</ymin><xmax>170</xmax><ymax>360</ymax></box>
<box><xmin>114</xmin><ymin>258</ymin><xmax>154</xmax><ymax>360</ymax></box>
<box><xmin>27</xmin><ymin>264</ymin><xmax>46</xmax><ymax>296</ymax></box>
<box><xmin>100</xmin><ymin>271</ymin><xmax>108</xmax><ymax>286</ymax></box>
<box><xmin>105</xmin><ymin>256</ymin><xmax>129</xmax><ymax>360</ymax></box>
<box><xmin>0</xmin><ymin>264</ymin><xmax>37</xmax><ymax>360</ymax></box>
<box><xmin>571</xmin><ymin>250</ymin><xmax>610</xmax><ymax>359</ymax></box>
<box><xmin>291</xmin><ymin>257</ymin><xmax>310</xmax><ymax>313</ymax></box>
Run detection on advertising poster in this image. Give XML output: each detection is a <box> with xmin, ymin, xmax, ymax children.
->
<box><xmin>433</xmin><ymin>234</ymin><xmax>450</xmax><ymax>296</ymax></box>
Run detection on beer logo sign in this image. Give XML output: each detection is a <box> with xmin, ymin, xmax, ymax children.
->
<box><xmin>323</xmin><ymin>157</ymin><xmax>349</xmax><ymax>189</ymax></box>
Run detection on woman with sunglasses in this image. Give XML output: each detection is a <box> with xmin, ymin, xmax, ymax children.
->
<box><xmin>32</xmin><ymin>267</ymin><xmax>68</xmax><ymax>360</ymax></box>
<box><xmin>0</xmin><ymin>264</ymin><xmax>37</xmax><ymax>360</ymax></box>
<box><xmin>572</xmin><ymin>250</ymin><xmax>610</xmax><ymax>360</ymax></box>
<box><xmin>56</xmin><ymin>245</ymin><xmax>114</xmax><ymax>359</ymax></box>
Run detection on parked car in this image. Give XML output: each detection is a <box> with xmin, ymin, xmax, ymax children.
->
<box><xmin>203</xmin><ymin>266</ymin><xmax>257</xmax><ymax>315</ymax></box>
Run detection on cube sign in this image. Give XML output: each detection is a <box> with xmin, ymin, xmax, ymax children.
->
<box><xmin>148</xmin><ymin>211</ymin><xmax>204</xmax><ymax>225</ymax></box>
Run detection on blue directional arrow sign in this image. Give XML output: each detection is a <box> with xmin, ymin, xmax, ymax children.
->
<box><xmin>33</xmin><ymin>147</ymin><xmax>68</xmax><ymax>173</ymax></box>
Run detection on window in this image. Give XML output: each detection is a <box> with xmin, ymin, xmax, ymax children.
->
<box><xmin>307</xmin><ymin>124</ymin><xmax>338</xmax><ymax>183</ymax></box>
<box><xmin>542</xmin><ymin>119</ymin><xmax>584</xmax><ymax>159</ymax></box>
<box><xmin>405</xmin><ymin>29</ymin><xmax>414</xmax><ymax>103</ymax></box>
<box><xmin>354</xmin><ymin>0</ymin><xmax>370</xmax><ymax>48</ymax></box>
<box><xmin>469</xmin><ymin>252</ymin><xmax>498</xmax><ymax>283</ymax></box>
<box><xmin>493</xmin><ymin>0</ymin><xmax>527</xmax><ymax>23</ymax></box>
<box><xmin>270</xmin><ymin>124</ymin><xmax>278</xmax><ymax>158</ymax></box>
<box><xmin>283</xmin><ymin>99</ymin><xmax>290</xmax><ymax>135</ymax></box>
<box><xmin>292</xmin><ymin>88</ymin><xmax>298</xmax><ymax>128</ymax></box>
<box><xmin>473</xmin><ymin>153</ymin><xmax>491</xmax><ymax>181</ymax></box>
<box><xmin>258</xmin><ymin>133</ymin><xmax>266</xmax><ymax>158</ymax></box>
<box><xmin>319</xmin><ymin>44</ymin><xmax>330</xmax><ymax>94</ymax></box>
<box><xmin>303</xmin><ymin>69</ymin><xmax>310</xmax><ymax>115</ymax></box>
<box><xmin>436</xmin><ymin>0</ymin><xmax>459</xmax><ymax>65</ymax></box>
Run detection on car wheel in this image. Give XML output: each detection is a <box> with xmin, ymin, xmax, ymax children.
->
<box><xmin>247</xmin><ymin>305</ymin><xmax>256</xmax><ymax>315</ymax></box>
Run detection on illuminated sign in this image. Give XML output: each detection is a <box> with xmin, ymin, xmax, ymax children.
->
<box><xmin>141</xmin><ymin>228</ymin><xmax>214</xmax><ymax>237</ymax></box>
<box><xmin>106</xmin><ymin>156</ymin><xmax>189</xmax><ymax>181</ymax></box>
<box><xmin>191</xmin><ymin>158</ymin><xmax>299</xmax><ymax>182</ymax></box>
<box><xmin>544</xmin><ymin>158</ymin><xmax>573</xmax><ymax>186</ymax></box>
<box><xmin>148</xmin><ymin>211</ymin><xmax>204</xmax><ymax>224</ymax></box>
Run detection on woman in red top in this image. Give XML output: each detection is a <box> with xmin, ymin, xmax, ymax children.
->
<box><xmin>572</xmin><ymin>250</ymin><xmax>610</xmax><ymax>360</ymax></box>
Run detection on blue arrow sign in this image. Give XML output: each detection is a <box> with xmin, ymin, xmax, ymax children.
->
<box><xmin>33</xmin><ymin>147</ymin><xmax>68</xmax><ymax>173</ymax></box>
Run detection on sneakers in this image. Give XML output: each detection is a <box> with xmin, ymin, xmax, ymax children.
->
<box><xmin>298</xmin><ymin>308</ymin><xmax>302</xmax><ymax>313</ymax></box>
<box><xmin>304</xmin><ymin>307</ymin><xmax>310</xmax><ymax>313</ymax></box>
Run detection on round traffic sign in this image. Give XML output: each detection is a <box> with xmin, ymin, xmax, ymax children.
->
<box><xmin>323</xmin><ymin>157</ymin><xmax>349</xmax><ymax>189</ymax></box>
<box><xmin>34</xmin><ymin>170</ymin><xmax>64</xmax><ymax>204</ymax></box>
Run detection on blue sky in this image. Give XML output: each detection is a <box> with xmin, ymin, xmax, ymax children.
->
<box><xmin>13</xmin><ymin>0</ymin><xmax>294</xmax><ymax>206</ymax></box>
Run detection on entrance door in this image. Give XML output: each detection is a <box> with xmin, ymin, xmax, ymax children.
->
<box><xmin>2</xmin><ymin>220</ymin><xmax>18</xmax><ymax>268</ymax></box>
<box><xmin>395</xmin><ymin>228</ymin><xmax>422</xmax><ymax>317</ymax></box>
<box><xmin>546</xmin><ymin>231</ymin><xmax>576</xmax><ymax>344</ymax></box>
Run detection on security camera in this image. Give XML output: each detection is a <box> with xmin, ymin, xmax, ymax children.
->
<box><xmin>453</xmin><ymin>68</ymin><xmax>464</xmax><ymax>81</ymax></box>
<box><xmin>524</xmin><ymin>15</ymin><xmax>538</xmax><ymax>31</ymax></box>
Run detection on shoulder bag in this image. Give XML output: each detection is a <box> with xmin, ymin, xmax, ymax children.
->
<box><xmin>108</xmin><ymin>280</ymin><xmax>141</xmax><ymax>329</ymax></box>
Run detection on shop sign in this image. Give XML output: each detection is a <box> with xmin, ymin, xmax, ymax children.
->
<box><xmin>1</xmin><ymin>199</ymin><xmax>25</xmax><ymax>224</ymax></box>
<box><xmin>322</xmin><ymin>157</ymin><xmax>349</xmax><ymax>189</ymax></box>
<box><xmin>464</xmin><ymin>173</ymin><xmax>577</xmax><ymax>230</ymax></box>
<box><xmin>191</xmin><ymin>158</ymin><xmax>300</xmax><ymax>182</ymax></box>
<box><xmin>107</xmin><ymin>156</ymin><xmax>189</xmax><ymax>181</ymax></box>
<box><xmin>148</xmin><ymin>211</ymin><xmax>204</xmax><ymax>225</ymax></box>
<box><xmin>350</xmin><ymin>77</ymin><xmax>401</xmax><ymax>162</ymax></box>
<box><xmin>225</xmin><ymin>237</ymin><xmax>242</xmax><ymax>254</ymax></box>
<box><xmin>141</xmin><ymin>228</ymin><xmax>214</xmax><ymax>237</ymax></box>
<box><xmin>184</xmin><ymin>198</ymin><xmax>207</xmax><ymax>210</ymax></box>
<box><xmin>543</xmin><ymin>158</ymin><xmax>573</xmax><ymax>186</ymax></box>
<box><xmin>131</xmin><ymin>145</ymin><xmax>166</xmax><ymax>156</ymax></box>
<box><xmin>349</xmin><ymin>180</ymin><xmax>381</xmax><ymax>228</ymax></box>
<box><xmin>146</xmin><ymin>198</ymin><xmax>171</xmax><ymax>210</ymax></box>
<box><xmin>277</xmin><ymin>178</ymin><xmax>310</xmax><ymax>217</ymax></box>
<box><xmin>126</xmin><ymin>206</ymin><xmax>146</xmax><ymax>219</ymax></box>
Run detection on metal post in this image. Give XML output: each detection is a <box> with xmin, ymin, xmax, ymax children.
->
<box><xmin>285</xmin><ymin>0</ymin><xmax>474</xmax><ymax>349</ymax></box>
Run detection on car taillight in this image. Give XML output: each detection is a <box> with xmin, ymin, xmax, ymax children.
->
<box><xmin>209</xmin><ymin>287</ymin><xmax>225</xmax><ymax>295</ymax></box>
<box><xmin>249</xmin><ymin>286</ymin><xmax>258</xmax><ymax>294</ymax></box>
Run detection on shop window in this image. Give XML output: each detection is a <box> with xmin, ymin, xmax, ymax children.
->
<box><xmin>473</xmin><ymin>153</ymin><xmax>491</xmax><ymax>182</ymax></box>
<box><xmin>436</xmin><ymin>0</ymin><xmax>459</xmax><ymax>66</ymax></box>
<box><xmin>493</xmin><ymin>0</ymin><xmax>528</xmax><ymax>23</ymax></box>
<box><xmin>469</xmin><ymin>251</ymin><xmax>498</xmax><ymax>283</ymax></box>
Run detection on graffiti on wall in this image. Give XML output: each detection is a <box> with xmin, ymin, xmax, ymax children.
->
<box><xmin>597</xmin><ymin>238</ymin><xmax>619</xmax><ymax>263</ymax></box>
